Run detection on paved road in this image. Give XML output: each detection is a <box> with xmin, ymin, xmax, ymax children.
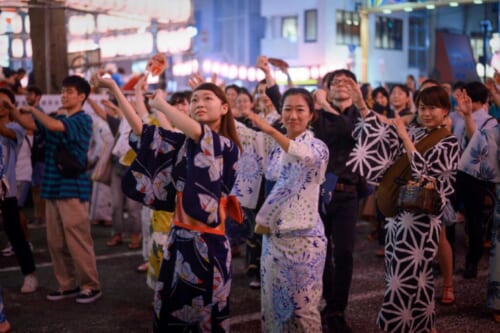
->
<box><xmin>0</xmin><ymin>219</ymin><xmax>497</xmax><ymax>332</ymax></box>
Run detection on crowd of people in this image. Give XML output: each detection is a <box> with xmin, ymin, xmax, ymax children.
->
<box><xmin>0</xmin><ymin>56</ymin><xmax>499</xmax><ymax>333</ymax></box>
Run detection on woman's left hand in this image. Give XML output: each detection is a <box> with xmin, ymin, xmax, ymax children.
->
<box><xmin>148</xmin><ymin>89</ymin><xmax>168</xmax><ymax>110</ymax></box>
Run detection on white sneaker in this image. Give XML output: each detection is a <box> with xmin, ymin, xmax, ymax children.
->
<box><xmin>1</xmin><ymin>244</ymin><xmax>13</xmax><ymax>257</ymax></box>
<box><xmin>21</xmin><ymin>273</ymin><xmax>38</xmax><ymax>294</ymax></box>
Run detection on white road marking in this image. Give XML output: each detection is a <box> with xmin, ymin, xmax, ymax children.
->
<box><xmin>0</xmin><ymin>250</ymin><xmax>141</xmax><ymax>273</ymax></box>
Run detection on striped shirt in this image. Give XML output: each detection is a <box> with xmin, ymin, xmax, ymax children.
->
<box><xmin>37</xmin><ymin>111</ymin><xmax>92</xmax><ymax>201</ymax></box>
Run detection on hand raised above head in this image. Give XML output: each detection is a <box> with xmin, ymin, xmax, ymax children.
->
<box><xmin>187</xmin><ymin>72</ymin><xmax>205</xmax><ymax>90</ymax></box>
<box><xmin>148</xmin><ymin>89</ymin><xmax>167</xmax><ymax>110</ymax></box>
<box><xmin>256</xmin><ymin>55</ymin><xmax>271</xmax><ymax>73</ymax></box>
<box><xmin>91</xmin><ymin>70</ymin><xmax>117</xmax><ymax>90</ymax></box>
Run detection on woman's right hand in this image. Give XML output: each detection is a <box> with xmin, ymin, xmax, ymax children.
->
<box><xmin>91</xmin><ymin>70</ymin><xmax>117</xmax><ymax>91</ymax></box>
<box><xmin>454</xmin><ymin>88</ymin><xmax>473</xmax><ymax>118</ymax></box>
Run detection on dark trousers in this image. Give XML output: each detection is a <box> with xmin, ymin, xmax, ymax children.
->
<box><xmin>456</xmin><ymin>171</ymin><xmax>495</xmax><ymax>266</ymax></box>
<box><xmin>2</xmin><ymin>196</ymin><xmax>36</xmax><ymax>275</ymax></box>
<box><xmin>322</xmin><ymin>190</ymin><xmax>359</xmax><ymax>314</ymax></box>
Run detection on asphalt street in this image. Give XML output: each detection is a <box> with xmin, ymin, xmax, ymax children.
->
<box><xmin>0</xmin><ymin>216</ymin><xmax>497</xmax><ymax>332</ymax></box>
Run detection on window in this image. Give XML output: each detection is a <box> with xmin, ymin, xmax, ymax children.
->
<box><xmin>375</xmin><ymin>16</ymin><xmax>403</xmax><ymax>50</ymax></box>
<box><xmin>304</xmin><ymin>9</ymin><xmax>317</xmax><ymax>43</ymax></box>
<box><xmin>408</xmin><ymin>15</ymin><xmax>428</xmax><ymax>71</ymax></box>
<box><xmin>282</xmin><ymin>16</ymin><xmax>298</xmax><ymax>42</ymax></box>
<box><xmin>336</xmin><ymin>10</ymin><xmax>360</xmax><ymax>46</ymax></box>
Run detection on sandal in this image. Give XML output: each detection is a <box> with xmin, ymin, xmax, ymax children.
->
<box><xmin>136</xmin><ymin>262</ymin><xmax>149</xmax><ymax>273</ymax></box>
<box><xmin>494</xmin><ymin>310</ymin><xmax>500</xmax><ymax>323</ymax></box>
<box><xmin>106</xmin><ymin>234</ymin><xmax>122</xmax><ymax>247</ymax></box>
<box><xmin>0</xmin><ymin>320</ymin><xmax>11</xmax><ymax>333</ymax></box>
<box><xmin>128</xmin><ymin>233</ymin><xmax>141</xmax><ymax>249</ymax></box>
<box><xmin>440</xmin><ymin>285</ymin><xmax>455</xmax><ymax>305</ymax></box>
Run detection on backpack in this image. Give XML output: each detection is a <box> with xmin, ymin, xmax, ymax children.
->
<box><xmin>31</xmin><ymin>131</ymin><xmax>45</xmax><ymax>165</ymax></box>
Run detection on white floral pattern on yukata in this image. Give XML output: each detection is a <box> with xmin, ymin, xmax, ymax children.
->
<box><xmin>124</xmin><ymin>124</ymin><xmax>239</xmax><ymax>333</ymax></box>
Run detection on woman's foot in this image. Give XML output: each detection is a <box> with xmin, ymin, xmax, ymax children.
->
<box><xmin>128</xmin><ymin>233</ymin><xmax>141</xmax><ymax>249</ymax></box>
<box><xmin>0</xmin><ymin>320</ymin><xmax>11</xmax><ymax>333</ymax></box>
<box><xmin>375</xmin><ymin>247</ymin><xmax>385</xmax><ymax>257</ymax></box>
<box><xmin>493</xmin><ymin>310</ymin><xmax>500</xmax><ymax>323</ymax></box>
<box><xmin>136</xmin><ymin>262</ymin><xmax>149</xmax><ymax>273</ymax></box>
<box><xmin>440</xmin><ymin>285</ymin><xmax>455</xmax><ymax>305</ymax></box>
<box><xmin>106</xmin><ymin>234</ymin><xmax>122</xmax><ymax>247</ymax></box>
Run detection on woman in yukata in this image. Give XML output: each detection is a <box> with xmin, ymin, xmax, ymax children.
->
<box><xmin>93</xmin><ymin>73</ymin><xmax>242</xmax><ymax>333</ymax></box>
<box><xmin>456</xmin><ymin>91</ymin><xmax>500</xmax><ymax>323</ymax></box>
<box><xmin>347</xmin><ymin>84</ymin><xmax>459</xmax><ymax>333</ymax></box>
<box><xmin>243</xmin><ymin>88</ymin><xmax>329</xmax><ymax>332</ymax></box>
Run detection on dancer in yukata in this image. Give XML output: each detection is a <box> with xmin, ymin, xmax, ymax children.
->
<box><xmin>93</xmin><ymin>72</ymin><xmax>242</xmax><ymax>333</ymax></box>
<box><xmin>347</xmin><ymin>84</ymin><xmax>459</xmax><ymax>333</ymax></box>
<box><xmin>243</xmin><ymin>88</ymin><xmax>328</xmax><ymax>332</ymax></box>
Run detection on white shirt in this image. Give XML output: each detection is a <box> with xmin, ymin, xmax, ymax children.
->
<box><xmin>15</xmin><ymin>134</ymin><xmax>33</xmax><ymax>182</ymax></box>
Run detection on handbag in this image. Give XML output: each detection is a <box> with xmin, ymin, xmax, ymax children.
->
<box><xmin>376</xmin><ymin>127</ymin><xmax>451</xmax><ymax>217</ymax></box>
<box><xmin>54</xmin><ymin>141</ymin><xmax>86</xmax><ymax>178</ymax></box>
<box><xmin>397</xmin><ymin>177</ymin><xmax>441</xmax><ymax>215</ymax></box>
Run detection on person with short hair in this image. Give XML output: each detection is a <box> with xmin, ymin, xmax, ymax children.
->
<box><xmin>0</xmin><ymin>87</ymin><xmax>38</xmax><ymax>294</ymax></box>
<box><xmin>19</xmin><ymin>75</ymin><xmax>102</xmax><ymax>303</ymax></box>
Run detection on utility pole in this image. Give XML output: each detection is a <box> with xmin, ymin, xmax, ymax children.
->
<box><xmin>28</xmin><ymin>0</ymin><xmax>68</xmax><ymax>93</ymax></box>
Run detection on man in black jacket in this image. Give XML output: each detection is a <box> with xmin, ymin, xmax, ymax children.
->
<box><xmin>312</xmin><ymin>69</ymin><xmax>367</xmax><ymax>333</ymax></box>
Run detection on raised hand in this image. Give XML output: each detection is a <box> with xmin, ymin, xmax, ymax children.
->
<box><xmin>188</xmin><ymin>73</ymin><xmax>205</xmax><ymax>90</ymax></box>
<box><xmin>91</xmin><ymin>70</ymin><xmax>117</xmax><ymax>91</ymax></box>
<box><xmin>454</xmin><ymin>88</ymin><xmax>473</xmax><ymax>118</ymax></box>
<box><xmin>344</xmin><ymin>78</ymin><xmax>365</xmax><ymax>109</ymax></box>
<box><xmin>148</xmin><ymin>89</ymin><xmax>168</xmax><ymax>111</ymax></box>
<box><xmin>256</xmin><ymin>55</ymin><xmax>271</xmax><ymax>74</ymax></box>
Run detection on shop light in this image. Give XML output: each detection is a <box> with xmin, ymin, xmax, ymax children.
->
<box><xmin>473</xmin><ymin>0</ymin><xmax>483</xmax><ymax>4</ymax></box>
<box><xmin>382</xmin><ymin>9</ymin><xmax>392</xmax><ymax>14</ymax></box>
<box><xmin>403</xmin><ymin>7</ymin><xmax>413</xmax><ymax>12</ymax></box>
<box><xmin>426</xmin><ymin>4</ymin><xmax>436</xmax><ymax>10</ymax></box>
<box><xmin>449</xmin><ymin>2</ymin><xmax>459</xmax><ymax>7</ymax></box>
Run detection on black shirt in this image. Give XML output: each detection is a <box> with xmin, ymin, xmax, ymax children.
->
<box><xmin>311</xmin><ymin>105</ymin><xmax>361</xmax><ymax>185</ymax></box>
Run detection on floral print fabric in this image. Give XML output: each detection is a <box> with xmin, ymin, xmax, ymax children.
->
<box><xmin>257</xmin><ymin>130</ymin><xmax>328</xmax><ymax>332</ymax></box>
<box><xmin>347</xmin><ymin>113</ymin><xmax>459</xmax><ymax>333</ymax></box>
<box><xmin>124</xmin><ymin>124</ymin><xmax>239</xmax><ymax>332</ymax></box>
<box><xmin>459</xmin><ymin>124</ymin><xmax>500</xmax><ymax>311</ymax></box>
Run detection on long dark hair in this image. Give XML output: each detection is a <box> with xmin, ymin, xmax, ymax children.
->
<box><xmin>193</xmin><ymin>83</ymin><xmax>242</xmax><ymax>151</ymax></box>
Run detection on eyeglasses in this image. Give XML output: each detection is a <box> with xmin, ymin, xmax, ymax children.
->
<box><xmin>331</xmin><ymin>79</ymin><xmax>347</xmax><ymax>86</ymax></box>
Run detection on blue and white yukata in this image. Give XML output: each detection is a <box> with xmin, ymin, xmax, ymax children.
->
<box><xmin>458</xmin><ymin>124</ymin><xmax>500</xmax><ymax>315</ymax></box>
<box><xmin>253</xmin><ymin>130</ymin><xmax>328</xmax><ymax>333</ymax></box>
<box><xmin>122</xmin><ymin>124</ymin><xmax>241</xmax><ymax>333</ymax></box>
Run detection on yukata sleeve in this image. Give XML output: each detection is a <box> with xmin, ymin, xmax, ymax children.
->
<box><xmin>459</xmin><ymin>125</ymin><xmax>500</xmax><ymax>183</ymax></box>
<box><xmin>122</xmin><ymin>124</ymin><xmax>185</xmax><ymax>211</ymax></box>
<box><xmin>410</xmin><ymin>135</ymin><xmax>459</xmax><ymax>213</ymax></box>
<box><xmin>231</xmin><ymin>122</ymin><xmax>266</xmax><ymax>209</ymax></box>
<box><xmin>287</xmin><ymin>138</ymin><xmax>328</xmax><ymax>168</ymax></box>
<box><xmin>265</xmin><ymin>84</ymin><xmax>281</xmax><ymax>115</ymax></box>
<box><xmin>183</xmin><ymin>125</ymin><xmax>242</xmax><ymax>226</ymax></box>
<box><xmin>347</xmin><ymin>111</ymin><xmax>401</xmax><ymax>182</ymax></box>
